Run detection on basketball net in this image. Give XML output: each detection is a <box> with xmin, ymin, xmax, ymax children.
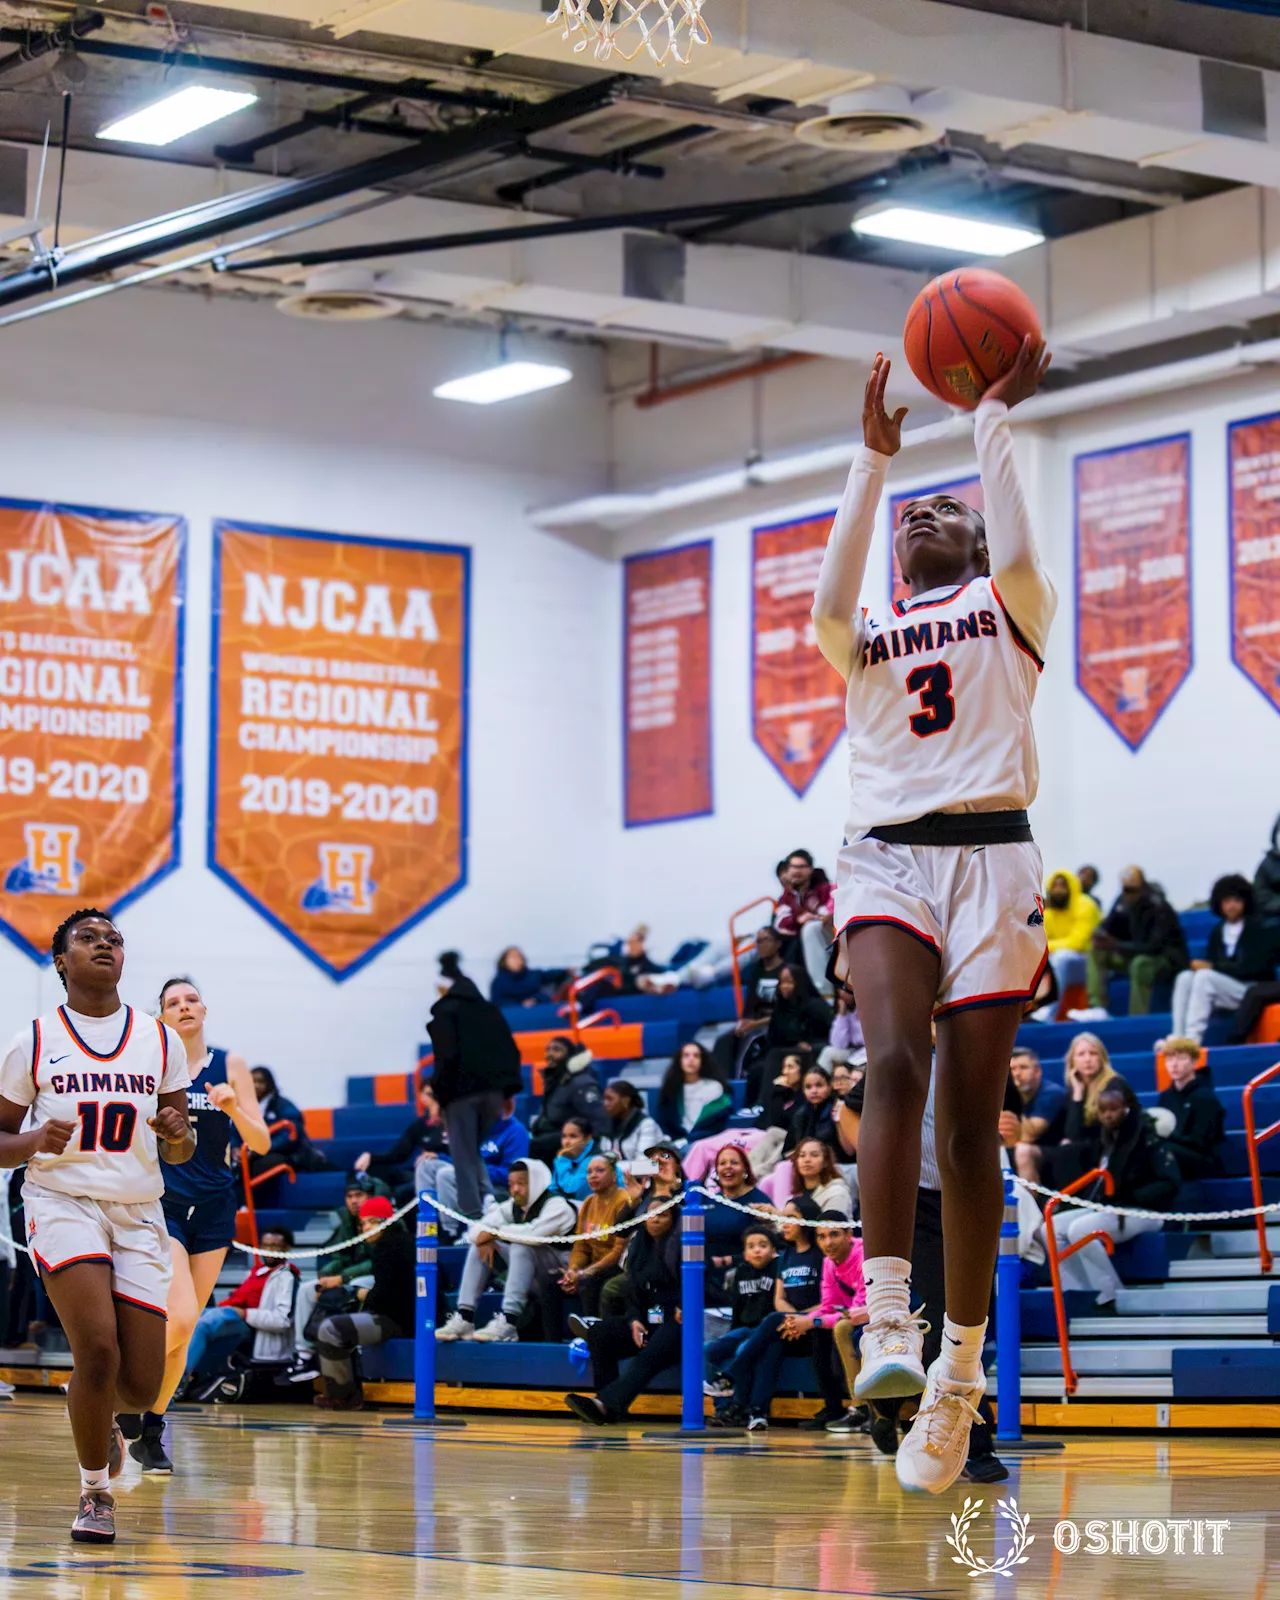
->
<box><xmin>546</xmin><ymin>0</ymin><xmax>711</xmax><ymax>65</ymax></box>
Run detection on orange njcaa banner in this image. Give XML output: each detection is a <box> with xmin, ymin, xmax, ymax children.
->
<box><xmin>888</xmin><ymin>477</ymin><xmax>983</xmax><ymax>606</ymax></box>
<box><xmin>752</xmin><ymin>513</ymin><xmax>845</xmax><ymax>796</ymax></box>
<box><xmin>1229</xmin><ymin>412</ymin><xmax>1280</xmax><ymax>716</ymax></box>
<box><xmin>0</xmin><ymin>499</ymin><xmax>184</xmax><ymax>964</ymax></box>
<box><xmin>624</xmin><ymin>541</ymin><xmax>712</xmax><ymax>827</ymax></box>
<box><xmin>210</xmin><ymin>521</ymin><xmax>468</xmax><ymax>979</ymax></box>
<box><xmin>1075</xmin><ymin>436</ymin><xmax>1191</xmax><ymax>750</ymax></box>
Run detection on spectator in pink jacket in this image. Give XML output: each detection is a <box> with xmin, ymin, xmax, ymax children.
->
<box><xmin>780</xmin><ymin>1215</ymin><xmax>868</xmax><ymax>1432</ymax></box>
<box><xmin>774</xmin><ymin>850</ymin><xmax>835</xmax><ymax>998</ymax></box>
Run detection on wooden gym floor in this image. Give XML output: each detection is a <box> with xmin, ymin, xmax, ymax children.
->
<box><xmin>0</xmin><ymin>1395</ymin><xmax>1276</xmax><ymax>1598</ymax></box>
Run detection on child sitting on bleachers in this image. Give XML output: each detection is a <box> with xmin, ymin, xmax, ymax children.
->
<box><xmin>704</xmin><ymin>1224</ymin><xmax>777</xmax><ymax>1411</ymax></box>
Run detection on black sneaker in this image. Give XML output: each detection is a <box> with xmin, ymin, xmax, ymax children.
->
<box><xmin>564</xmin><ymin>1392</ymin><xmax>610</xmax><ymax>1426</ymax></box>
<box><xmin>963</xmin><ymin>1420</ymin><xmax>1009</xmax><ymax>1483</ymax></box>
<box><xmin>824</xmin><ymin>1407</ymin><xmax>870</xmax><ymax>1434</ymax></box>
<box><xmin>278</xmin><ymin>1353</ymin><xmax>321</xmax><ymax>1385</ymax></box>
<box><xmin>567</xmin><ymin>1315</ymin><xmax>599</xmax><ymax>1341</ymax></box>
<box><xmin>128</xmin><ymin>1427</ymin><xmax>173</xmax><ymax>1475</ymax></box>
<box><xmin>867</xmin><ymin>1409</ymin><xmax>899</xmax><ymax>1457</ymax></box>
<box><xmin>800</xmin><ymin>1407</ymin><xmax>844</xmax><ymax>1431</ymax></box>
<box><xmin>707</xmin><ymin>1404</ymin><xmax>747</xmax><ymax>1429</ymax></box>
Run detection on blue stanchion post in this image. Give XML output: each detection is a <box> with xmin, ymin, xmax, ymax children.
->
<box><xmin>995</xmin><ymin>1170</ymin><xmax>1022</xmax><ymax>1443</ymax></box>
<box><xmin>680</xmin><ymin>1191</ymin><xmax>705</xmax><ymax>1433</ymax></box>
<box><xmin>415</xmin><ymin>1190</ymin><xmax>438</xmax><ymax>1421</ymax></box>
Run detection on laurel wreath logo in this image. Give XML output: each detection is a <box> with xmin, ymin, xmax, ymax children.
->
<box><xmin>947</xmin><ymin>1496</ymin><xmax>1035</xmax><ymax>1577</ymax></box>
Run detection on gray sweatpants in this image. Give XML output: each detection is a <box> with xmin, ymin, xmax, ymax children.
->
<box><xmin>295</xmin><ymin>1274</ymin><xmax>375</xmax><ymax>1352</ymax></box>
<box><xmin>458</xmin><ymin>1238</ymin><xmax>570</xmax><ymax>1317</ymax></box>
<box><xmin>442</xmin><ymin>1091</ymin><xmax>505</xmax><ymax>1219</ymax></box>
<box><xmin>316</xmin><ymin>1311</ymin><xmax>404</xmax><ymax>1402</ymax></box>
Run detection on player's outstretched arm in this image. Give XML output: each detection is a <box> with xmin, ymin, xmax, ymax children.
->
<box><xmin>975</xmin><ymin>336</ymin><xmax>1056</xmax><ymax>656</ymax></box>
<box><xmin>812</xmin><ymin>354</ymin><xmax>901</xmax><ymax>679</ymax></box>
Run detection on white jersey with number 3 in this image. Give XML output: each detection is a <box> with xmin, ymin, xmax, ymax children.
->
<box><xmin>0</xmin><ymin>1005</ymin><xmax>190</xmax><ymax>1204</ymax></box>
<box><xmin>843</xmin><ymin>574</ymin><xmax>1045</xmax><ymax>840</ymax></box>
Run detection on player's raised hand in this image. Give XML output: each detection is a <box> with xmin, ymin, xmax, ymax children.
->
<box><xmin>984</xmin><ymin>335</ymin><xmax>1051</xmax><ymax>410</ymax></box>
<box><xmin>863</xmin><ymin>353</ymin><xmax>909</xmax><ymax>456</ymax></box>
<box><xmin>32</xmin><ymin>1118</ymin><xmax>76</xmax><ymax>1156</ymax></box>
<box><xmin>208</xmin><ymin>1082</ymin><xmax>237</xmax><ymax>1113</ymax></box>
<box><xmin>149</xmin><ymin>1106</ymin><xmax>191</xmax><ymax>1144</ymax></box>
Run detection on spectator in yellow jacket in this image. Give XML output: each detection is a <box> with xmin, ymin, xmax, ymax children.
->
<box><xmin>1031</xmin><ymin>869</ymin><xmax>1102</xmax><ymax>1022</ymax></box>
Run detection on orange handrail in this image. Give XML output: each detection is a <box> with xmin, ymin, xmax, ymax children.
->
<box><xmin>1242</xmin><ymin>1061</ymin><xmax>1280</xmax><ymax>1273</ymax></box>
<box><xmin>1044</xmin><ymin>1165</ymin><xmax>1115</xmax><ymax>1397</ymax></box>
<box><xmin>729</xmin><ymin>896</ymin><xmax>777</xmax><ymax>1019</ymax></box>
<box><xmin>238</xmin><ymin>1119</ymin><xmax>297</xmax><ymax>1252</ymax></box>
<box><xmin>560</xmin><ymin>967</ymin><xmax>622</xmax><ymax>1042</ymax></box>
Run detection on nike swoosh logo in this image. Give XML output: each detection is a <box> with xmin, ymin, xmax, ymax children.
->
<box><xmin>49</xmin><ymin>1055</ymin><xmax>68</xmax><ymax>1065</ymax></box>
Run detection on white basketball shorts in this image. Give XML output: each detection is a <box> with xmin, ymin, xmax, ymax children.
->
<box><xmin>834</xmin><ymin>835</ymin><xmax>1048</xmax><ymax>1015</ymax></box>
<box><xmin>24</xmin><ymin>1183</ymin><xmax>173</xmax><ymax>1318</ymax></box>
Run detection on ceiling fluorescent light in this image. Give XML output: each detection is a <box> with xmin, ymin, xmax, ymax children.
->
<box><xmin>852</xmin><ymin>206</ymin><xmax>1044</xmax><ymax>257</ymax></box>
<box><xmin>98</xmin><ymin>85</ymin><xmax>258</xmax><ymax>147</ymax></box>
<box><xmin>434</xmin><ymin>360</ymin><xmax>573</xmax><ymax>405</ymax></box>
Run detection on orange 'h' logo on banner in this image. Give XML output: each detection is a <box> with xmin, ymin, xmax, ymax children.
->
<box><xmin>317</xmin><ymin>844</ymin><xmax>375</xmax><ymax>915</ymax></box>
<box><xmin>22</xmin><ymin>824</ymin><xmax>81</xmax><ymax>894</ymax></box>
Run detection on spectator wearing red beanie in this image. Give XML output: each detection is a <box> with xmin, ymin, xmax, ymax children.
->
<box><xmin>314</xmin><ymin>1194</ymin><xmax>413</xmax><ymax>1410</ymax></box>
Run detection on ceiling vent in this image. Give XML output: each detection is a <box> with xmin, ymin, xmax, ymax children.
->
<box><xmin>794</xmin><ymin>85</ymin><xmax>941</xmax><ymax>153</ymax></box>
<box><xmin>277</xmin><ymin>288</ymin><xmax>402</xmax><ymax>321</ymax></box>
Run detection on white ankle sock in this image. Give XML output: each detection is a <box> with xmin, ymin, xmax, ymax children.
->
<box><xmin>863</xmin><ymin>1256</ymin><xmax>912</xmax><ymax>1324</ymax></box>
<box><xmin>939</xmin><ymin>1315</ymin><xmax>987</xmax><ymax>1386</ymax></box>
<box><xmin>79</xmin><ymin>1465</ymin><xmax>110</xmax><ymax>1493</ymax></box>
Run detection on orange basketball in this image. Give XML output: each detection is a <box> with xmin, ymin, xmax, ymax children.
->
<box><xmin>903</xmin><ymin>268</ymin><xmax>1041</xmax><ymax>410</ymax></box>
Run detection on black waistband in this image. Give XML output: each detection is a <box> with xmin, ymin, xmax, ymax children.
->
<box><xmin>867</xmin><ymin>810</ymin><xmax>1033</xmax><ymax>846</ymax></box>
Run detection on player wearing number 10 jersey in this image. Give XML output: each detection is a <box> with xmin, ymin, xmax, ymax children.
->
<box><xmin>812</xmin><ymin>341</ymin><xmax>1055</xmax><ymax>1497</ymax></box>
<box><xmin>0</xmin><ymin>908</ymin><xmax>193</xmax><ymax>1545</ymax></box>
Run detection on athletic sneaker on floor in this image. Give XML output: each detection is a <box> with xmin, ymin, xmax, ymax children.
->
<box><xmin>128</xmin><ymin>1425</ymin><xmax>173</xmax><ymax>1475</ymax></box>
<box><xmin>894</xmin><ymin>1367</ymin><xmax>986</xmax><ymax>1494</ymax></box>
<box><xmin>746</xmin><ymin>1414</ymin><xmax>768</xmax><ymax>1433</ymax></box>
<box><xmin>853</xmin><ymin>1316</ymin><xmax>928</xmax><ymax>1400</ymax></box>
<box><xmin>435</xmin><ymin>1312</ymin><xmax>476</xmax><ymax>1342</ymax></box>
<box><xmin>472</xmin><ymin>1312</ymin><xmax>518</xmax><ymax>1344</ymax></box>
<box><xmin>825</xmin><ymin>1407</ymin><xmax>870</xmax><ymax>1434</ymax></box>
<box><xmin>707</xmin><ymin>1405</ymin><xmax>748</xmax><ymax>1429</ymax></box>
<box><xmin>275</xmin><ymin>1352</ymin><xmax>321</xmax><ymax>1384</ymax></box>
<box><xmin>71</xmin><ymin>1490</ymin><xmax>116</xmax><ymax>1544</ymax></box>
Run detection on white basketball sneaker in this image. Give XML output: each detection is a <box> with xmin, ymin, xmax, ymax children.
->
<box><xmin>435</xmin><ymin>1312</ymin><xmax>476</xmax><ymax>1342</ymax></box>
<box><xmin>853</xmin><ymin>1315</ymin><xmax>929</xmax><ymax>1400</ymax></box>
<box><xmin>473</xmin><ymin>1312</ymin><xmax>518</xmax><ymax>1343</ymax></box>
<box><xmin>895</xmin><ymin>1364</ymin><xmax>986</xmax><ymax>1495</ymax></box>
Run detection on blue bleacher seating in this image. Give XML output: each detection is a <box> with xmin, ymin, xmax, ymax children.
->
<box><xmin>1171</xmin><ymin>1346</ymin><xmax>1280</xmax><ymax>1399</ymax></box>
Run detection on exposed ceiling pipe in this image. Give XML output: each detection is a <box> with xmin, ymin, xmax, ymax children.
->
<box><xmin>0</xmin><ymin>9</ymin><xmax>101</xmax><ymax>75</ymax></box>
<box><xmin>495</xmin><ymin>125</ymin><xmax>711</xmax><ymax>204</ymax></box>
<box><xmin>635</xmin><ymin>350</ymin><xmax>816</xmax><ymax>409</ymax></box>
<box><xmin>217</xmin><ymin>171</ymin><xmax>891</xmax><ymax>275</ymax></box>
<box><xmin>0</xmin><ymin>76</ymin><xmax>620</xmax><ymax>310</ymax></box>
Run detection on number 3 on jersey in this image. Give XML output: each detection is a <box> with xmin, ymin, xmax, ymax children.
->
<box><xmin>906</xmin><ymin>663</ymin><xmax>956</xmax><ymax>738</ymax></box>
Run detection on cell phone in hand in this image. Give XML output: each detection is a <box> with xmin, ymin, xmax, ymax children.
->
<box><xmin>628</xmin><ymin>1158</ymin><xmax>658</xmax><ymax>1177</ymax></box>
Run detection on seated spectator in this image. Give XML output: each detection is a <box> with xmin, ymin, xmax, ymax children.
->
<box><xmin>355</xmin><ymin>1081</ymin><xmax>449</xmax><ymax>1198</ymax></box>
<box><xmin>717</xmin><ymin>1205</ymin><xmax>842</xmax><ymax>1431</ymax></box>
<box><xmin>314</xmin><ymin>1197</ymin><xmax>414</xmax><ymax>1411</ymax></box>
<box><xmin>710</xmin><ymin>926</ymin><xmax>786</xmax><ymax>1083</ymax></box>
<box><xmin>787</xmin><ymin>1137</ymin><xmax>853</xmax><ymax>1219</ymax></box>
<box><xmin>746</xmin><ymin>966</ymin><xmax>834</xmax><ymax>1107</ymax></box>
<box><xmin>782</xmin><ymin>1065</ymin><xmax>838</xmax><ymax>1158</ymax></box>
<box><xmin>757</xmin><ymin>1053</ymin><xmax>803</xmax><ymax>1134</ymax></box>
<box><xmin>1049</xmin><ymin>1082</ymin><xmax>1180</xmax><ymax>1309</ymax></box>
<box><xmin>601</xmin><ymin>1079</ymin><xmax>664</xmax><ymax>1171</ymax></box>
<box><xmin>1157</xmin><ymin>1038</ymin><xmax>1226</xmax><ymax>1181</ymax></box>
<box><xmin>794</xmin><ymin>1216</ymin><xmax>868</xmax><ymax>1432</ymax></box>
<box><xmin>703</xmin><ymin>1145</ymin><xmax>772</xmax><ymax>1296</ymax></box>
<box><xmin>557</xmin><ymin>1154</ymin><xmax>631</xmax><ymax>1321</ymax></box>
<box><xmin>1005</xmin><ymin>1048</ymin><xmax>1066</xmax><ymax>1184</ymax></box>
<box><xmin>1031</xmin><ymin>869</ymin><xmax>1101</xmax><ymax>1021</ymax></box>
<box><xmin>241</xmin><ymin>1067</ymin><xmax>324</xmax><ymax>1179</ymax></box>
<box><xmin>1078</xmin><ymin>864</ymin><xmax>1102</xmax><ymax>905</ymax></box>
<box><xmin>1255</xmin><ymin>813</ymin><xmax>1280</xmax><ymax>927</ymax></box>
<box><xmin>1046</xmin><ymin>1032</ymin><xmax>1118</xmax><ymax>1189</ymax></box>
<box><xmin>635</xmin><ymin>940</ymin><xmax>737</xmax><ymax>994</ymax></box>
<box><xmin>553</xmin><ymin>1116</ymin><xmax>605</xmax><ymax>1202</ymax></box>
<box><xmin>655</xmin><ymin>1044</ymin><xmax>733</xmax><ymax>1148</ymax></box>
<box><xmin>830</xmin><ymin>1062</ymin><xmax>861</xmax><ymax>1100</ymax></box>
<box><xmin>563</xmin><ymin>1206</ymin><xmax>683</xmax><ymax>1425</ymax></box>
<box><xmin>704</xmin><ymin>1226</ymin><xmax>778</xmax><ymax>1408</ymax></box>
<box><xmin>490</xmin><ymin>946</ymin><xmax>564</xmax><ymax>1009</ymax></box>
<box><xmin>602</xmin><ymin>1142</ymin><xmax>685</xmax><ymax>1315</ymax></box>
<box><xmin>529</xmin><ymin>1038</ymin><xmax>608</xmax><ymax>1165</ymax></box>
<box><xmin>820</xmin><ymin>991</ymin><xmax>865</xmax><ymax>1072</ymax></box>
<box><xmin>619</xmin><ymin>925</ymin><xmax>666</xmax><ymax>994</ymax></box>
<box><xmin>1073</xmin><ymin>866</ymin><xmax>1188</xmax><ymax>1020</ymax></box>
<box><xmin>435</xmin><ymin>1160</ymin><xmax>577</xmax><ymax>1345</ymax></box>
<box><xmin>774</xmin><ymin>849</ymin><xmax>836</xmax><ymax>998</ymax></box>
<box><xmin>283</xmin><ymin>1175</ymin><xmax>388</xmax><ymax>1381</ymax></box>
<box><xmin>182</xmin><ymin>1227</ymin><xmax>297</xmax><ymax>1399</ymax></box>
<box><xmin>1165</xmin><ymin>875</ymin><xmax>1277</xmax><ymax>1046</ymax></box>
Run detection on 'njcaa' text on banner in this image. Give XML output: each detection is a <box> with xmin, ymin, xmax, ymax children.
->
<box><xmin>0</xmin><ymin>501</ymin><xmax>185</xmax><ymax>962</ymax></box>
<box><xmin>209</xmin><ymin>521</ymin><xmax>469</xmax><ymax>979</ymax></box>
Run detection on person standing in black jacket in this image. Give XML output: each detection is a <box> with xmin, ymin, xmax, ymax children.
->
<box><xmin>314</xmin><ymin>1197</ymin><xmax>415</xmax><ymax>1410</ymax></box>
<box><xmin>563</xmin><ymin>1207</ymin><xmax>683</xmax><ymax>1424</ymax></box>
<box><xmin>1157</xmin><ymin>1042</ymin><xmax>1226</xmax><ymax>1180</ymax></box>
<box><xmin>1048</xmin><ymin>1082</ymin><xmax>1180</xmax><ymax>1308</ymax></box>
<box><xmin>427</xmin><ymin>952</ymin><xmax>524</xmax><ymax>1223</ymax></box>
<box><xmin>1078</xmin><ymin>866</ymin><xmax>1188</xmax><ymax>1018</ymax></box>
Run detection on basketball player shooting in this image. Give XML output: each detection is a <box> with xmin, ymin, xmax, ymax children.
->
<box><xmin>812</xmin><ymin>337</ymin><xmax>1054</xmax><ymax>1494</ymax></box>
<box><xmin>0</xmin><ymin>910</ymin><xmax>195</xmax><ymax>1543</ymax></box>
